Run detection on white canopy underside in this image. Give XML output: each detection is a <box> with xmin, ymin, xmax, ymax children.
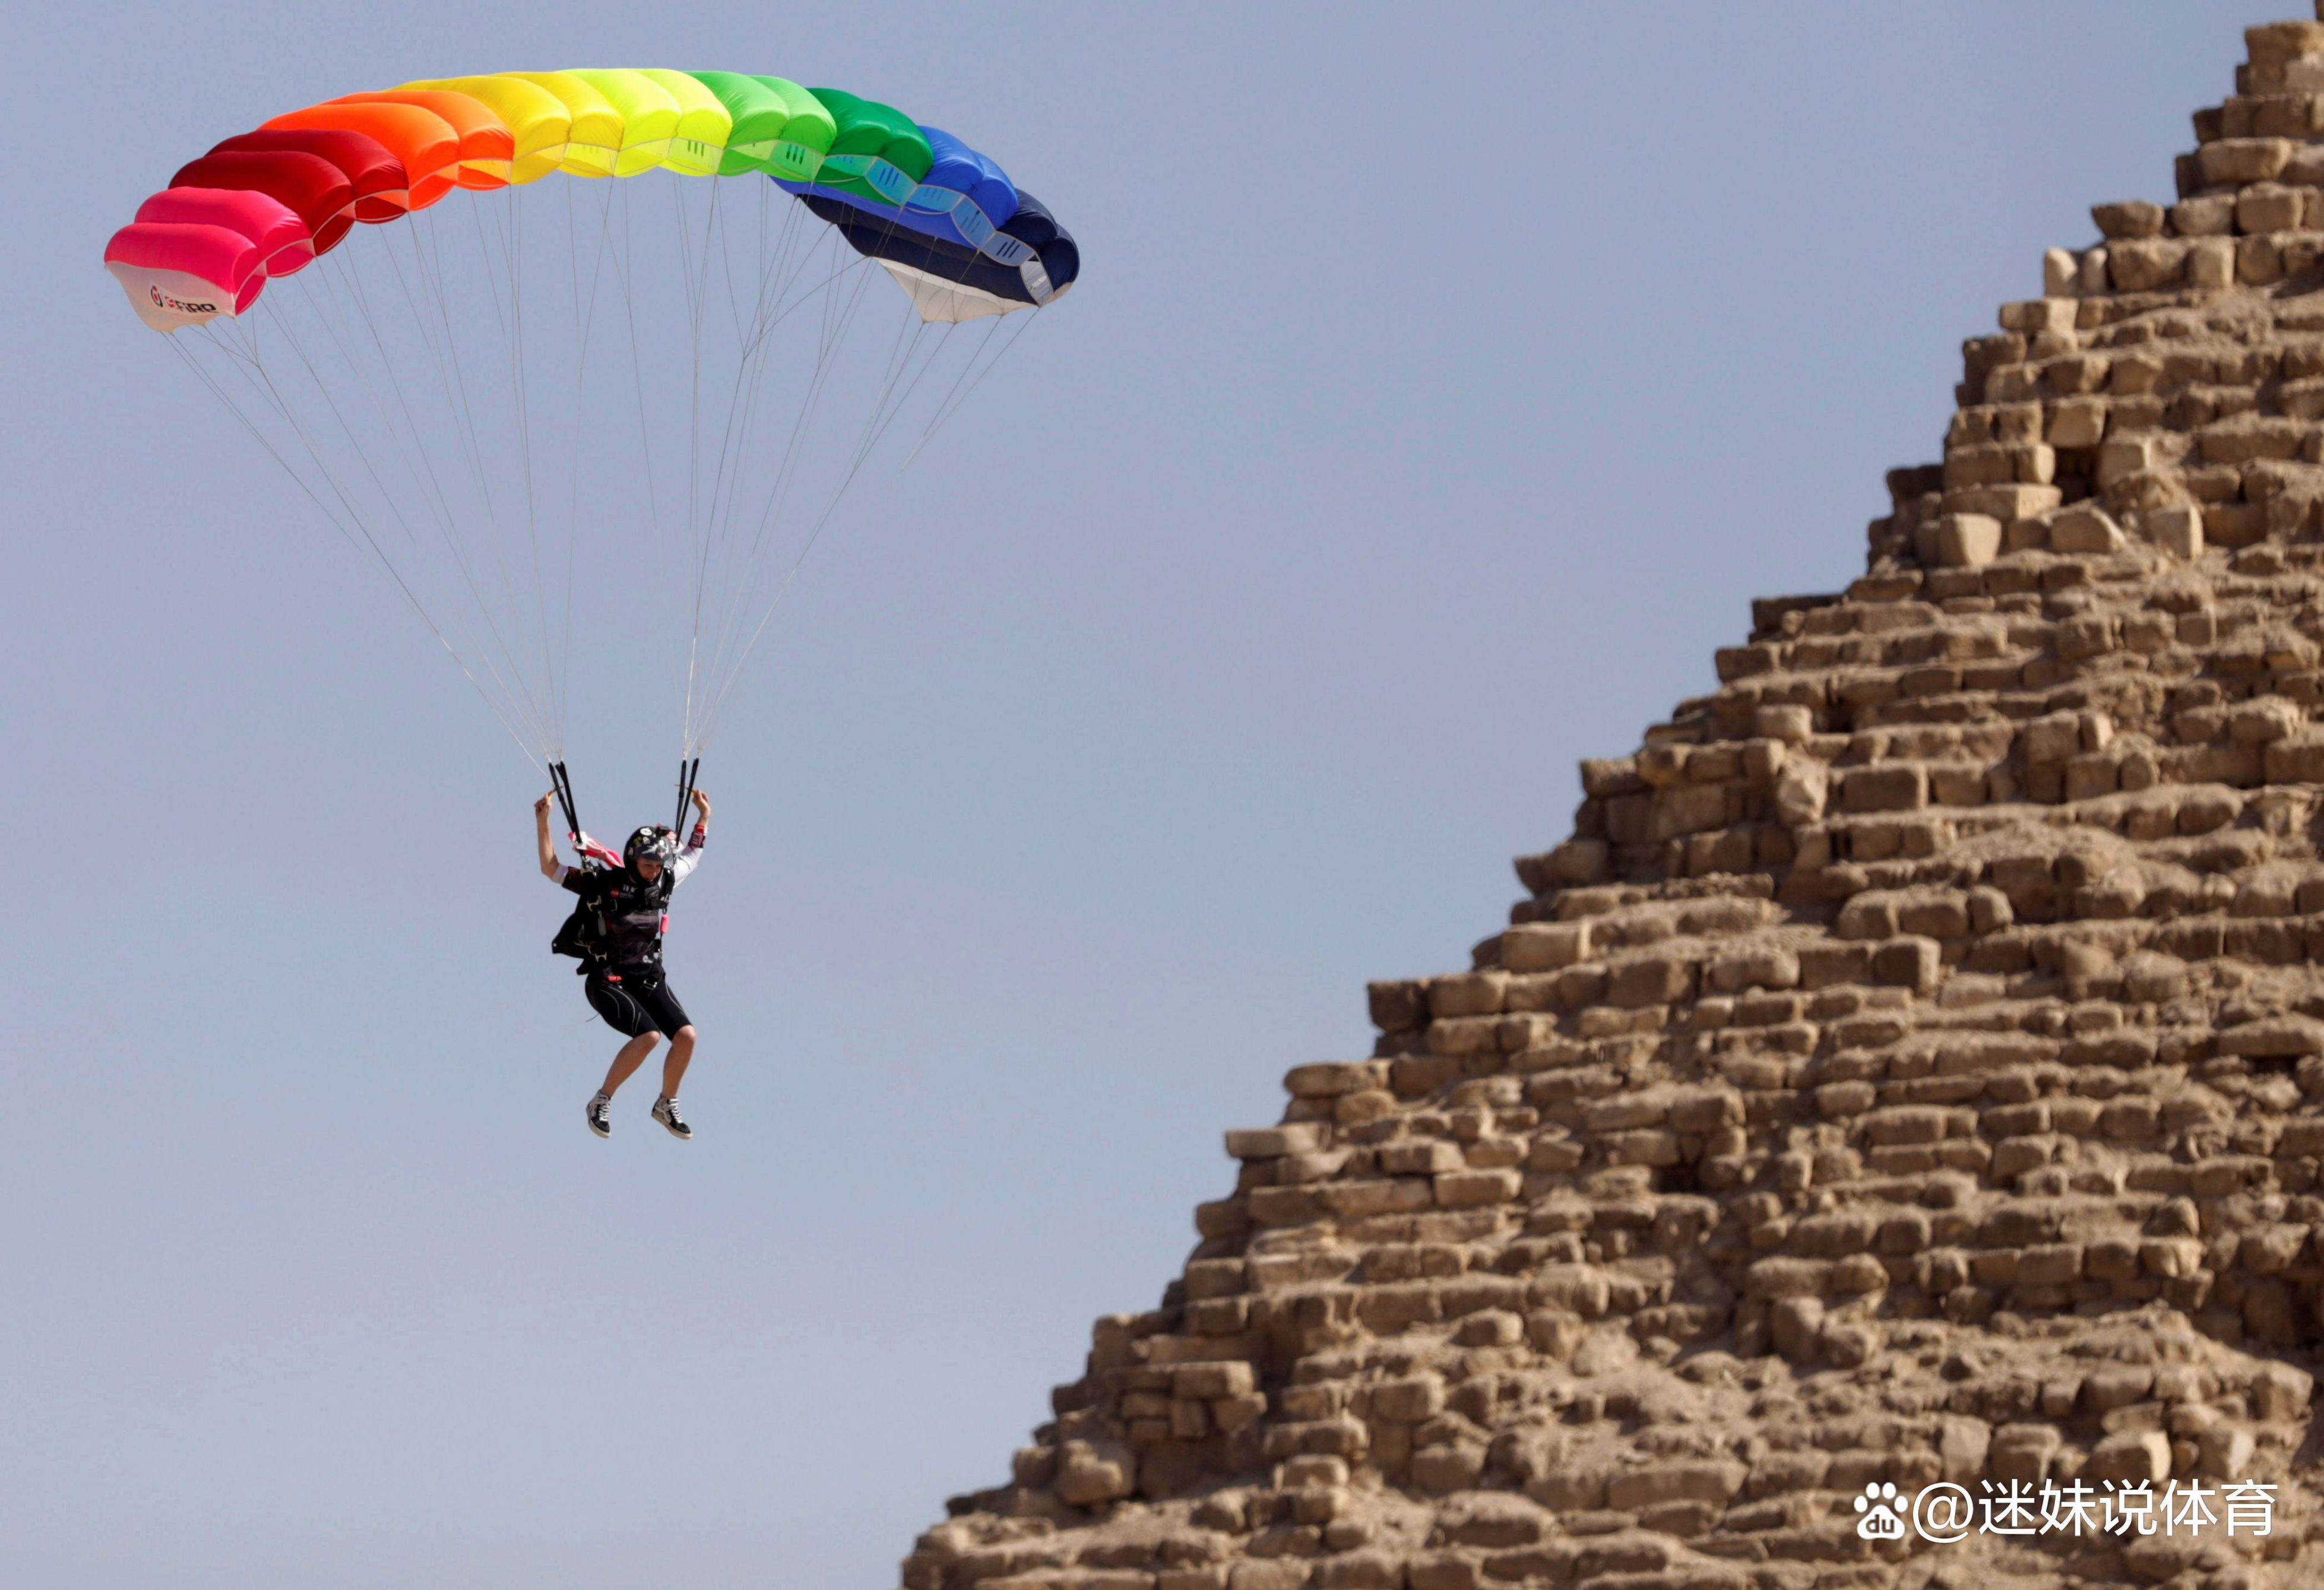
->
<box><xmin>879</xmin><ymin>259</ymin><xmax>1034</xmax><ymax>324</ymax></box>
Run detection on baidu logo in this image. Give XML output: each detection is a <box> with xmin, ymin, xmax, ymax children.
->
<box><xmin>1853</xmin><ymin>1483</ymin><xmax>1907</xmax><ymax>1540</ymax></box>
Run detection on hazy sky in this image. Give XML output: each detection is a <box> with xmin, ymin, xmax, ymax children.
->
<box><xmin>0</xmin><ymin>4</ymin><xmax>2271</xmax><ymax>1586</ymax></box>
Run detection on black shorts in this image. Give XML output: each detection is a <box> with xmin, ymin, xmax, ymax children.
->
<box><xmin>584</xmin><ymin>968</ymin><xmax>691</xmax><ymax>1040</ymax></box>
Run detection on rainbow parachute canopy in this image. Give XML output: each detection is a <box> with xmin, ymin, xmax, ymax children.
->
<box><xmin>105</xmin><ymin>68</ymin><xmax>1078</xmax><ymax>330</ymax></box>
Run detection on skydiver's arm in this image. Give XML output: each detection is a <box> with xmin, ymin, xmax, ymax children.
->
<box><xmin>534</xmin><ymin>793</ymin><xmax>566</xmax><ymax>881</ymax></box>
<box><xmin>670</xmin><ymin>789</ymin><xmax>710</xmax><ymax>885</ymax></box>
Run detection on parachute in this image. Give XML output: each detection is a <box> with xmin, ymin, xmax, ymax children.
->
<box><xmin>104</xmin><ymin>69</ymin><xmax>1078</xmax><ymax>827</ymax></box>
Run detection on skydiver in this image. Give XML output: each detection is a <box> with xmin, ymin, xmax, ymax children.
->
<box><xmin>534</xmin><ymin>787</ymin><xmax>713</xmax><ymax>1141</ymax></box>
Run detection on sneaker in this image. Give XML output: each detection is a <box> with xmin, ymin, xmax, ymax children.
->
<box><xmin>585</xmin><ymin>1091</ymin><xmax>612</xmax><ymax>1139</ymax></box>
<box><xmin>651</xmin><ymin>1095</ymin><xmax>692</xmax><ymax>1141</ymax></box>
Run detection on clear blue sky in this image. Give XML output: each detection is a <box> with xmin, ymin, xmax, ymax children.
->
<box><xmin>0</xmin><ymin>4</ymin><xmax>2268</xmax><ymax>1586</ymax></box>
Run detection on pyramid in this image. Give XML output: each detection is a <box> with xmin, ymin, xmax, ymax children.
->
<box><xmin>897</xmin><ymin>16</ymin><xmax>2324</xmax><ymax>1590</ymax></box>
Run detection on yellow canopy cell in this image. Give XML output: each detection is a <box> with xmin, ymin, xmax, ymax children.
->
<box><xmin>563</xmin><ymin>69</ymin><xmax>678</xmax><ymax>176</ymax></box>
<box><xmin>501</xmin><ymin>72</ymin><xmax>624</xmax><ymax>176</ymax></box>
<box><xmin>404</xmin><ymin>75</ymin><xmax>570</xmax><ymax>184</ymax></box>
<box><xmin>636</xmin><ymin>69</ymin><xmax>732</xmax><ymax>176</ymax></box>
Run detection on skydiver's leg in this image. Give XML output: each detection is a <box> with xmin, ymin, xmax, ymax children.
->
<box><xmin>601</xmin><ymin>1030</ymin><xmax>661</xmax><ymax>1097</ymax></box>
<box><xmin>660</xmin><ymin>1024</ymin><xmax>696</xmax><ymax>1100</ymax></box>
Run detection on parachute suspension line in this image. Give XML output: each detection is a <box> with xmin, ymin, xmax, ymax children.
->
<box><xmin>675</xmin><ymin>175</ymin><xmax>709</xmax><ymax>761</ymax></box>
<box><xmin>688</xmin><ymin>239</ymin><xmax>888</xmax><ymax>743</ymax></box>
<box><xmin>682</xmin><ymin>224</ymin><xmax>860</xmax><ymax>755</ymax></box>
<box><xmin>906</xmin><ymin>306</ymin><xmax>1044</xmax><ymax>471</ymax></box>
<box><xmin>270</xmin><ymin>237</ymin><xmax>558</xmax><ymax>761</ymax></box>
<box><xmin>171</xmin><ymin>323</ymin><xmax>547</xmax><ymax>770</ymax></box>
<box><xmin>419</xmin><ymin>199</ymin><xmax>556</xmax><ymax>752</ymax></box>
<box><xmin>276</xmin><ymin>255</ymin><xmax>557</xmax><ymax>755</ymax></box>
<box><xmin>466</xmin><ymin>190</ymin><xmax>507</xmax><ymax>341</ymax></box>
<box><xmin>379</xmin><ymin>213</ymin><xmax>493</xmax><ymax>518</ymax></box>
<box><xmin>410</xmin><ymin>206</ymin><xmax>496</xmax><ymax>516</ymax></box>
<box><xmin>308</xmin><ymin>231</ymin><xmax>555</xmax><ymax>757</ymax></box>
<box><xmin>404</xmin><ymin>203</ymin><xmax>543</xmax><ymax>725</ymax></box>
<box><xmin>696</xmin><ymin>303</ymin><xmax>958</xmax><ymax>750</ymax></box>
<box><xmin>493</xmin><ymin>183</ymin><xmax>561</xmax><ymax>758</ymax></box>
<box><xmin>609</xmin><ymin>178</ymin><xmax>660</xmax><ymax>527</ymax></box>
<box><xmin>684</xmin><ymin>243</ymin><xmax>876</xmax><ymax>752</ymax></box>
<box><xmin>306</xmin><ymin>242</ymin><xmax>466</xmax><ymax>553</ymax></box>
<box><xmin>558</xmin><ymin>175</ymin><xmax>620</xmax><ymax>752</ymax></box>
<box><xmin>682</xmin><ymin>188</ymin><xmax>815</xmax><ymax>756</ymax></box>
<box><xmin>903</xmin><ymin>314</ymin><xmax>1005</xmax><ymax>467</ymax></box>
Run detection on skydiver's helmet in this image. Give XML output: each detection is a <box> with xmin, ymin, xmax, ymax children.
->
<box><xmin>625</xmin><ymin>825</ymin><xmax>676</xmax><ymax>873</ymax></box>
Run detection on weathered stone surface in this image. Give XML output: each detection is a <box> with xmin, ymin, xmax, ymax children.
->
<box><xmin>898</xmin><ymin>18</ymin><xmax>2324</xmax><ymax>1590</ymax></box>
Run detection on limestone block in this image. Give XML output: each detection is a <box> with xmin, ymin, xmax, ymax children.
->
<box><xmin>1754</xmin><ymin>704</ymin><xmax>1813</xmax><ymax>743</ymax></box>
<box><xmin>1426</xmin><ymin>1016</ymin><xmax>1499</xmax><ymax>1056</ymax></box>
<box><xmin>1428</xmin><ymin>973</ymin><xmax>1507</xmax><ymax>1019</ymax></box>
<box><xmin>1211</xmin><ymin>1392</ymin><xmax>1267</xmax><ymax>1434</ymax></box>
<box><xmin>2240</xmin><ymin>183</ymin><xmax>2307</xmax><ymax>233</ymax></box>
<box><xmin>1607</xmin><ymin>955</ymin><xmax>1694</xmax><ymax>1008</ymax></box>
<box><xmin>2107</xmin><ymin>236</ymin><xmax>2188</xmax><ymax>290</ymax></box>
<box><xmin>1366</xmin><ymin>980</ymin><xmax>1426</xmax><ymax>1032</ymax></box>
<box><xmin>1319</xmin><ymin>1178</ymin><xmax>1432</xmax><ymax>1218</ymax></box>
<box><xmin>2262</xmin><ymin>733</ymin><xmax>2324</xmax><ymax>782</ymax></box>
<box><xmin>1604</xmin><ymin>1461</ymin><xmax>1746</xmax><ymax>1511</ymax></box>
<box><xmin>1998</xmin><ymin>298</ymin><xmax>2076</xmax><ymax>334</ymax></box>
<box><xmin>2091</xmin><ymin>200</ymin><xmax>2165</xmax><ymax>238</ymax></box>
<box><xmin>1708</xmin><ymin>946</ymin><xmax>1799</xmax><ymax>992</ymax></box>
<box><xmin>1174</xmin><ymin>1361</ymin><xmax>1255</xmax><ymax>1399</ymax></box>
<box><xmin>1226</xmin><ymin>1124</ymin><xmax>1326</xmax><ymax>1160</ymax></box>
<box><xmin>1369</xmin><ymin>1374</ymin><xmax>1444</xmax><ymax>1423</ymax></box>
<box><xmin>1055</xmin><ymin>1439</ymin><xmax>1139</xmax><ymax>1506</ymax></box>
<box><xmin>1433</xmin><ymin>1168</ymin><xmax>1521</xmax><ymax>1208</ymax></box>
<box><xmin>2198</xmin><ymin>1426</ymin><xmax>2256</xmax><ymax>1481</ymax></box>
<box><xmin>2048</xmin><ymin>506</ymin><xmax>2126</xmax><ymax>553</ymax></box>
<box><xmin>2043</xmin><ymin>247</ymin><xmax>2079</xmax><ymax>296</ymax></box>
<box><xmin>2047</xmin><ymin>397</ymin><xmax>2107</xmax><ymax>447</ymax></box>
<box><xmin>1774</xmin><ymin>763</ymin><xmax>1827</xmax><ymax>828</ymax></box>
<box><xmin>2252</xmin><ymin>1363</ymin><xmax>2314</xmax><ymax>1420</ymax></box>
<box><xmin>2139</xmin><ymin>505</ymin><xmax>2204</xmax><ymax>559</ymax></box>
<box><xmin>1933</xmin><ymin>511</ymin><xmax>2002</xmax><ymax>566</ymax></box>
<box><xmin>1945</xmin><ymin>483</ymin><xmax>2061</xmax><ymax>520</ymax></box>
<box><xmin>1378</xmin><ymin>1139</ymin><xmax>1461</xmax><ymax>1175</ymax></box>
<box><xmin>1841</xmin><ymin>764</ymin><xmax>1926</xmax><ymax>813</ymax></box>
<box><xmin>2173</xmin><ymin>194</ymin><xmax>2236</xmax><ymax>235</ymax></box>
<box><xmin>2187</xmin><ymin>235</ymin><xmax>2236</xmax><ymax>287</ymax></box>
<box><xmin>1990</xmin><ymin>1424</ymin><xmax>2062</xmax><ymax>1484</ymax></box>
<box><xmin>1227</xmin><ymin>1564</ymin><xmax>1311</xmax><ymax>1590</ymax></box>
<box><xmin>2020</xmin><ymin>711</ymin><xmax>2084</xmax><ymax>764</ymax></box>
<box><xmin>2086</xmin><ymin>1430</ymin><xmax>2171</xmax><ymax>1485</ymax></box>
<box><xmin>2097</xmin><ymin>432</ymin><xmax>2162</xmax><ymax>485</ymax></box>
<box><xmin>2199</xmin><ymin>138</ymin><xmax>2295</xmax><ymax>183</ymax></box>
<box><xmin>1406</xmin><ymin>1560</ymin><xmax>1480</xmax><ymax>1590</ymax></box>
<box><xmin>1651</xmin><ymin>782</ymin><xmax>1728</xmax><ymax>841</ymax></box>
<box><xmin>1502</xmin><ymin>921</ymin><xmax>1590</xmax><ymax>971</ymax></box>
<box><xmin>1939</xmin><ymin>1417</ymin><xmax>1990</xmax><ymax>1483</ymax></box>
<box><xmin>1409</xmin><ymin>1443</ymin><xmax>1485</xmax><ymax>1494</ymax></box>
<box><xmin>1873</xmin><ymin>936</ymin><xmax>1942</xmax><ymax>993</ymax></box>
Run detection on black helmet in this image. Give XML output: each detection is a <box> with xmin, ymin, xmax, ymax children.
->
<box><xmin>625</xmin><ymin>825</ymin><xmax>675</xmax><ymax>868</ymax></box>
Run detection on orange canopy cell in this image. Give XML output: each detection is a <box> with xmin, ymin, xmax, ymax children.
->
<box><xmin>264</xmin><ymin>103</ymin><xmax>461</xmax><ymax>211</ymax></box>
<box><xmin>333</xmin><ymin>91</ymin><xmax>513</xmax><ymax>190</ymax></box>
